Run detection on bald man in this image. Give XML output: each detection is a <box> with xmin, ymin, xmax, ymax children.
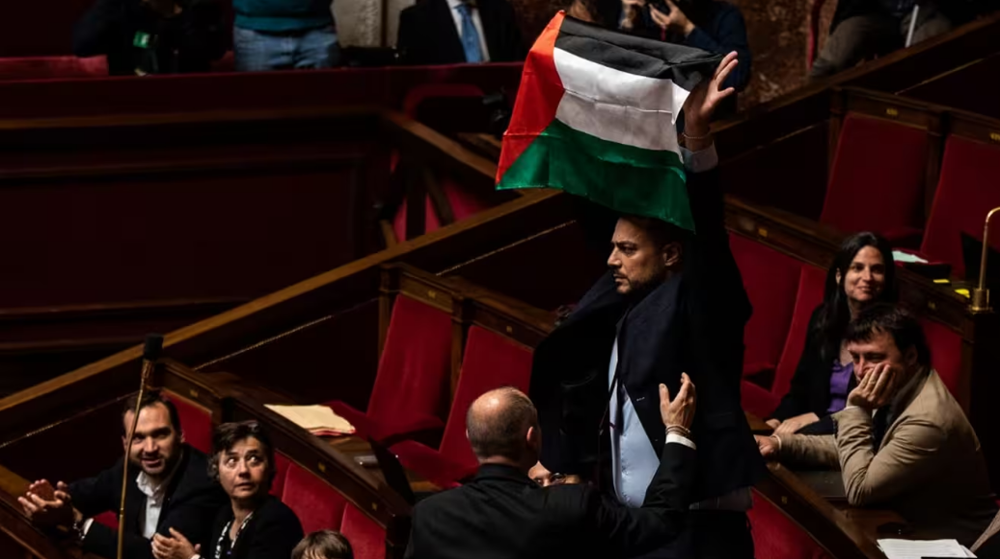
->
<box><xmin>404</xmin><ymin>377</ymin><xmax>697</xmax><ymax>559</ymax></box>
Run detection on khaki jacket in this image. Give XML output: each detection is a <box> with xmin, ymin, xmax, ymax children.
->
<box><xmin>779</xmin><ymin>369</ymin><xmax>998</xmax><ymax>546</ymax></box>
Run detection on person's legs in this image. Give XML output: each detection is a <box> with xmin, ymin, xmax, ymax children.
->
<box><xmin>809</xmin><ymin>15</ymin><xmax>899</xmax><ymax>80</ymax></box>
<box><xmin>902</xmin><ymin>3</ymin><xmax>953</xmax><ymax>45</ymax></box>
<box><xmin>293</xmin><ymin>25</ymin><xmax>340</xmax><ymax>69</ymax></box>
<box><xmin>233</xmin><ymin>26</ymin><xmax>296</xmax><ymax>71</ymax></box>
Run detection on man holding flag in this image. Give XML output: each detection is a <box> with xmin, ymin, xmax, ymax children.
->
<box><xmin>497</xmin><ymin>12</ymin><xmax>764</xmax><ymax>557</ymax></box>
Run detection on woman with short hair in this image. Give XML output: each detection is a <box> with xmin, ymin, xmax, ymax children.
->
<box><xmin>151</xmin><ymin>421</ymin><xmax>304</xmax><ymax>559</ymax></box>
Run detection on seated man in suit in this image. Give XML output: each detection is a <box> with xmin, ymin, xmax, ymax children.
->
<box><xmin>755</xmin><ymin>304</ymin><xmax>998</xmax><ymax>547</ymax></box>
<box><xmin>396</xmin><ymin>0</ymin><xmax>527</xmax><ymax>65</ymax></box>
<box><xmin>18</xmin><ymin>390</ymin><xmax>227</xmax><ymax>559</ymax></box>
<box><xmin>405</xmin><ymin>379</ymin><xmax>698</xmax><ymax>559</ymax></box>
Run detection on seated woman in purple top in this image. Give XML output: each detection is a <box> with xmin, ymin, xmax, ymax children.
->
<box><xmin>765</xmin><ymin>232</ymin><xmax>897</xmax><ymax>436</ymax></box>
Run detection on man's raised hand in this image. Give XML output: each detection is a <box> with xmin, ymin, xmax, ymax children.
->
<box><xmin>660</xmin><ymin>373</ymin><xmax>696</xmax><ymax>430</ymax></box>
<box><xmin>682</xmin><ymin>51</ymin><xmax>738</xmax><ymax>143</ymax></box>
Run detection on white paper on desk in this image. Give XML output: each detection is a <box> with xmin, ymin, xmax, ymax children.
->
<box><xmin>892</xmin><ymin>250</ymin><xmax>929</xmax><ymax>264</ymax></box>
<box><xmin>264</xmin><ymin>404</ymin><xmax>356</xmax><ymax>435</ymax></box>
<box><xmin>877</xmin><ymin>539</ymin><xmax>975</xmax><ymax>558</ymax></box>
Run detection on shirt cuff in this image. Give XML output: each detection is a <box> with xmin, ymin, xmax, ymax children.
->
<box><xmin>680</xmin><ymin>143</ymin><xmax>719</xmax><ymax>173</ymax></box>
<box><xmin>666</xmin><ymin>432</ymin><xmax>697</xmax><ymax>450</ymax></box>
<box><xmin>81</xmin><ymin>518</ymin><xmax>94</xmax><ymax>537</ymax></box>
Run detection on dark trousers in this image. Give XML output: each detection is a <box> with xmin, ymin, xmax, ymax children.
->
<box><xmin>630</xmin><ymin>510</ymin><xmax>754</xmax><ymax>559</ymax></box>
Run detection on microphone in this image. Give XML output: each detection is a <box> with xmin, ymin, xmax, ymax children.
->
<box><xmin>971</xmin><ymin>207</ymin><xmax>999</xmax><ymax>313</ymax></box>
<box><xmin>117</xmin><ymin>334</ymin><xmax>164</xmax><ymax>559</ymax></box>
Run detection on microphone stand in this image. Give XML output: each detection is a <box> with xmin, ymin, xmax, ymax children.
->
<box><xmin>117</xmin><ymin>334</ymin><xmax>164</xmax><ymax>559</ymax></box>
<box><xmin>971</xmin><ymin>207</ymin><xmax>999</xmax><ymax>313</ymax></box>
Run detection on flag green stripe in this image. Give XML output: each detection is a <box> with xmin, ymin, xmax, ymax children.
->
<box><xmin>497</xmin><ymin>119</ymin><xmax>695</xmax><ymax>232</ymax></box>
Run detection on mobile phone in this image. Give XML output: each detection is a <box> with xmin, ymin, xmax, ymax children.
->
<box><xmin>648</xmin><ymin>0</ymin><xmax>670</xmax><ymax>14</ymax></box>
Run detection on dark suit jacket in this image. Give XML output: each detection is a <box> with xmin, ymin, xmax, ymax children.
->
<box><xmin>530</xmin><ymin>166</ymin><xmax>765</xmax><ymax>503</ymax></box>
<box><xmin>396</xmin><ymin>0</ymin><xmax>526</xmax><ymax>65</ymax></box>
<box><xmin>769</xmin><ymin>307</ymin><xmax>857</xmax><ymax>435</ymax></box>
<box><xmin>69</xmin><ymin>445</ymin><xmax>228</xmax><ymax>559</ymax></box>
<box><xmin>404</xmin><ymin>442</ymin><xmax>696</xmax><ymax>559</ymax></box>
<box><xmin>204</xmin><ymin>496</ymin><xmax>304</xmax><ymax>559</ymax></box>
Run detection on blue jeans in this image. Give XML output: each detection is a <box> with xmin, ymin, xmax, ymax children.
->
<box><xmin>233</xmin><ymin>25</ymin><xmax>340</xmax><ymax>71</ymax></box>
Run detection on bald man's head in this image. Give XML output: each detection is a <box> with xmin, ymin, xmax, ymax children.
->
<box><xmin>466</xmin><ymin>387</ymin><xmax>540</xmax><ymax>467</ymax></box>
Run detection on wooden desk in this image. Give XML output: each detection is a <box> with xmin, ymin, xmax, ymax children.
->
<box><xmin>326</xmin><ymin>436</ymin><xmax>442</xmax><ymax>495</ymax></box>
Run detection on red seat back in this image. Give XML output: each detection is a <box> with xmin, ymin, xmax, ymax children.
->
<box><xmin>920</xmin><ymin>136</ymin><xmax>1000</xmax><ymax>277</ymax></box>
<box><xmin>771</xmin><ymin>266</ymin><xmax>828</xmax><ymax>398</ymax></box>
<box><xmin>366</xmin><ymin>295</ymin><xmax>452</xmax><ymax>428</ymax></box>
<box><xmin>821</xmin><ymin>114</ymin><xmax>928</xmax><ymax>238</ymax></box>
<box><xmin>340</xmin><ymin>503</ymin><xmax>386</xmax><ymax>559</ymax></box>
<box><xmin>921</xmin><ymin>318</ymin><xmax>963</xmax><ymax>397</ymax></box>
<box><xmin>281</xmin><ymin>462</ymin><xmax>348</xmax><ymax>534</ymax></box>
<box><xmin>438</xmin><ymin>326</ymin><xmax>534</xmax><ymax>469</ymax></box>
<box><xmin>164</xmin><ymin>392</ymin><xmax>213</xmax><ymax>454</ymax></box>
<box><xmin>730</xmin><ymin>234</ymin><xmax>802</xmax><ymax>376</ymax></box>
<box><xmin>749</xmin><ymin>492</ymin><xmax>832</xmax><ymax>559</ymax></box>
<box><xmin>270</xmin><ymin>452</ymin><xmax>292</xmax><ymax>498</ymax></box>
<box><xmin>392</xmin><ymin>175</ymin><xmax>493</xmax><ymax>242</ymax></box>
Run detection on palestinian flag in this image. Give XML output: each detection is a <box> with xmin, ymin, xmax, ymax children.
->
<box><xmin>496</xmin><ymin>12</ymin><xmax>721</xmax><ymax>232</ymax></box>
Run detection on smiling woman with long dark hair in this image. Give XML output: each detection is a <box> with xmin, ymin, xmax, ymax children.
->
<box><xmin>766</xmin><ymin>231</ymin><xmax>898</xmax><ymax>436</ymax></box>
<box><xmin>151</xmin><ymin>421</ymin><xmax>304</xmax><ymax>559</ymax></box>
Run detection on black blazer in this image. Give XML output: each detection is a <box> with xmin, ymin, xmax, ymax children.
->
<box><xmin>769</xmin><ymin>307</ymin><xmax>856</xmax><ymax>435</ymax></box>
<box><xmin>530</xmin><ymin>167</ymin><xmax>766</xmax><ymax>504</ymax></box>
<box><xmin>405</xmin><ymin>442</ymin><xmax>696</xmax><ymax>559</ymax></box>
<box><xmin>396</xmin><ymin>0</ymin><xmax>527</xmax><ymax>65</ymax></box>
<box><xmin>204</xmin><ymin>496</ymin><xmax>304</xmax><ymax>559</ymax></box>
<box><xmin>69</xmin><ymin>445</ymin><xmax>228</xmax><ymax>559</ymax></box>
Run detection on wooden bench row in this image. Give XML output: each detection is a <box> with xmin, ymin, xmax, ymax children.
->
<box><xmin>0</xmin><ymin>358</ymin><xmax>413</xmax><ymax>559</ymax></box>
<box><xmin>0</xmin><ymin>260</ymin><xmax>900</xmax><ymax>559</ymax></box>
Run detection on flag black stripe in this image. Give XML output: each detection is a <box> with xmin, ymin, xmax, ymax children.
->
<box><xmin>555</xmin><ymin>16</ymin><xmax>721</xmax><ymax>91</ymax></box>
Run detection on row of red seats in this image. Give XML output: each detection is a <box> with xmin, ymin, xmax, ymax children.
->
<box><xmin>820</xmin><ymin>111</ymin><xmax>1000</xmax><ymax>277</ymax></box>
<box><xmin>327</xmin><ymin>294</ymin><xmax>534</xmax><ymax>489</ymax></box>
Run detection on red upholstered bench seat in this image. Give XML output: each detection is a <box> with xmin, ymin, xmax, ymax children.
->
<box><xmin>327</xmin><ymin>294</ymin><xmax>452</xmax><ymax>445</ymax></box>
<box><xmin>735</xmin><ymin>246</ymin><xmax>826</xmax><ymax>419</ymax></box>
<box><xmin>730</xmin><ymin>233</ymin><xmax>802</xmax><ymax>381</ymax></box>
<box><xmin>392</xmin><ymin>326</ymin><xmax>533</xmax><ymax>488</ymax></box>
<box><xmin>0</xmin><ymin>52</ymin><xmax>235</xmax><ymax>81</ymax></box>
<box><xmin>749</xmin><ymin>492</ymin><xmax>832</xmax><ymax>559</ymax></box>
<box><xmin>273</xmin><ymin>455</ymin><xmax>386</xmax><ymax>559</ymax></box>
<box><xmin>919</xmin><ymin>135</ymin><xmax>1000</xmax><ymax>278</ymax></box>
<box><xmin>820</xmin><ymin>113</ymin><xmax>929</xmax><ymax>246</ymax></box>
<box><xmin>163</xmin><ymin>391</ymin><xmax>213</xmax><ymax>455</ymax></box>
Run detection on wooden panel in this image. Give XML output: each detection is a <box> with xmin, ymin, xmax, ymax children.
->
<box><xmin>196</xmin><ymin>299</ymin><xmax>381</xmax><ymax>408</ymax></box>
<box><xmin>897</xmin><ymin>54</ymin><xmax>1000</xmax><ymax>119</ymax></box>
<box><xmin>0</xmin><ymin>64</ymin><xmax>524</xmax><ymax>120</ymax></box>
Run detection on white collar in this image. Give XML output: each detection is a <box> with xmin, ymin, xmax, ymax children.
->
<box><xmin>135</xmin><ymin>450</ymin><xmax>183</xmax><ymax>499</ymax></box>
<box><xmin>447</xmin><ymin>0</ymin><xmax>473</xmax><ymax>11</ymax></box>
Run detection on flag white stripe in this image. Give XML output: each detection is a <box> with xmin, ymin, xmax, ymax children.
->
<box><xmin>552</xmin><ymin>47</ymin><xmax>691</xmax><ymax>152</ymax></box>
